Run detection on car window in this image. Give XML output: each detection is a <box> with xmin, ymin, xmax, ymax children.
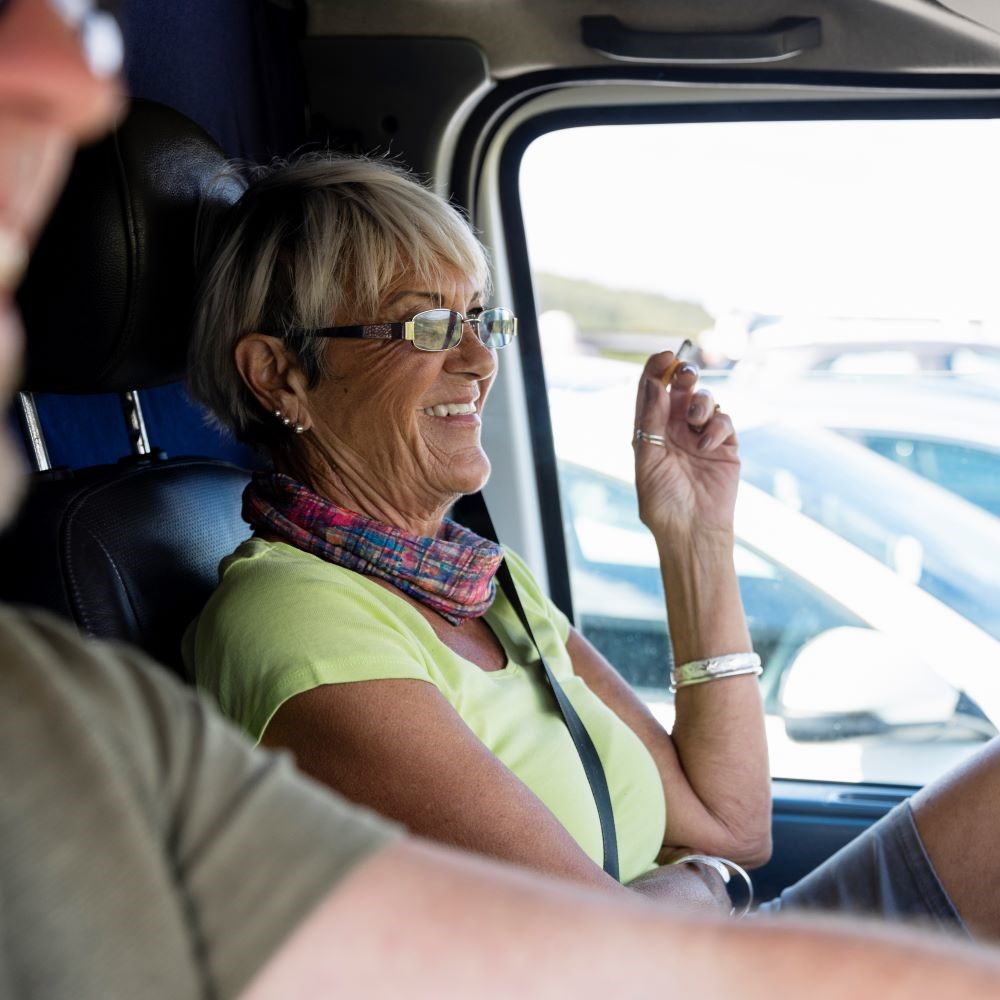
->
<box><xmin>520</xmin><ymin>116</ymin><xmax>1000</xmax><ymax>786</ymax></box>
<box><xmin>845</xmin><ymin>433</ymin><xmax>1000</xmax><ymax>518</ymax></box>
<box><xmin>559</xmin><ymin>461</ymin><xmax>865</xmax><ymax>694</ymax></box>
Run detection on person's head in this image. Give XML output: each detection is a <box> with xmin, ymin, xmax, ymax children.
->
<box><xmin>189</xmin><ymin>154</ymin><xmax>508</xmax><ymax>529</ymax></box>
<box><xmin>0</xmin><ymin>0</ymin><xmax>124</xmax><ymax>528</ymax></box>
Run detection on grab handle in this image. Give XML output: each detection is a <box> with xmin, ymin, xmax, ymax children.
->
<box><xmin>581</xmin><ymin>15</ymin><xmax>822</xmax><ymax>65</ymax></box>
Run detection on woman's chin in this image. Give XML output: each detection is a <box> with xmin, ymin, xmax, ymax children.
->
<box><xmin>445</xmin><ymin>452</ymin><xmax>492</xmax><ymax>498</ymax></box>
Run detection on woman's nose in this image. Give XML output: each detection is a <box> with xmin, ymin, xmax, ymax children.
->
<box><xmin>449</xmin><ymin>318</ymin><xmax>497</xmax><ymax>377</ymax></box>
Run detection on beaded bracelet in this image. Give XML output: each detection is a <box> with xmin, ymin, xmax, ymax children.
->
<box><xmin>670</xmin><ymin>652</ymin><xmax>762</xmax><ymax>692</ymax></box>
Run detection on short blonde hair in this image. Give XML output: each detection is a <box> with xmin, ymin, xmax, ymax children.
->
<box><xmin>188</xmin><ymin>153</ymin><xmax>491</xmax><ymax>447</ymax></box>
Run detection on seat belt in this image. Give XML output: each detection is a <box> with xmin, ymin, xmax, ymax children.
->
<box><xmin>463</xmin><ymin>490</ymin><xmax>620</xmax><ymax>881</ymax></box>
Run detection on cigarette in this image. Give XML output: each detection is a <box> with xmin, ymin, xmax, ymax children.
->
<box><xmin>661</xmin><ymin>339</ymin><xmax>694</xmax><ymax>386</ymax></box>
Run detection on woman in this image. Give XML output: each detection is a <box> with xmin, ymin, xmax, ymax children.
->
<box><xmin>185</xmin><ymin>154</ymin><xmax>998</xmax><ymax>930</ymax></box>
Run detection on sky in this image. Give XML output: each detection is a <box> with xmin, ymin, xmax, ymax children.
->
<box><xmin>519</xmin><ymin>119</ymin><xmax>1000</xmax><ymax>321</ymax></box>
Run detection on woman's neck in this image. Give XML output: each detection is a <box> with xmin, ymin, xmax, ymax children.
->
<box><xmin>272</xmin><ymin>452</ymin><xmax>453</xmax><ymax>539</ymax></box>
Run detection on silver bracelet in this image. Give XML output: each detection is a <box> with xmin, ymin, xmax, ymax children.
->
<box><xmin>671</xmin><ymin>853</ymin><xmax>754</xmax><ymax>918</ymax></box>
<box><xmin>670</xmin><ymin>652</ymin><xmax>762</xmax><ymax>692</ymax></box>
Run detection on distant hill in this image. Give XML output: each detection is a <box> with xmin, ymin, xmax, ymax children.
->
<box><xmin>534</xmin><ymin>272</ymin><xmax>713</xmax><ymax>339</ymax></box>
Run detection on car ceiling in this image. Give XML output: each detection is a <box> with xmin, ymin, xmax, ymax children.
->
<box><xmin>306</xmin><ymin>0</ymin><xmax>1000</xmax><ymax>77</ymax></box>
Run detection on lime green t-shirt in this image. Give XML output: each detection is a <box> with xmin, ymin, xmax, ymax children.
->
<box><xmin>184</xmin><ymin>539</ymin><xmax>666</xmax><ymax>882</ymax></box>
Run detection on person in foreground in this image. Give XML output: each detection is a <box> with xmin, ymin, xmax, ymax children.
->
<box><xmin>5</xmin><ymin>1</ymin><xmax>1000</xmax><ymax>997</ymax></box>
<box><xmin>184</xmin><ymin>141</ymin><xmax>1000</xmax><ymax>932</ymax></box>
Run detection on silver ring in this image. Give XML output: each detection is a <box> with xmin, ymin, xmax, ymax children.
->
<box><xmin>634</xmin><ymin>428</ymin><xmax>667</xmax><ymax>447</ymax></box>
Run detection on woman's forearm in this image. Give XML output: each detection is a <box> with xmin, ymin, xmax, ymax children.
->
<box><xmin>656</xmin><ymin>531</ymin><xmax>772</xmax><ymax>863</ymax></box>
<box><xmin>628</xmin><ymin>858</ymin><xmax>730</xmax><ymax>912</ymax></box>
<box><xmin>657</xmin><ymin>530</ymin><xmax>749</xmax><ymax>663</ymax></box>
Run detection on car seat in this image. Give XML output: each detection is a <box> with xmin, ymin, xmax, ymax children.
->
<box><xmin>0</xmin><ymin>100</ymin><xmax>252</xmax><ymax>679</ymax></box>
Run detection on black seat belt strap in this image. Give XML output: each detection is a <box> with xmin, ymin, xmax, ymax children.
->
<box><xmin>466</xmin><ymin>491</ymin><xmax>620</xmax><ymax>881</ymax></box>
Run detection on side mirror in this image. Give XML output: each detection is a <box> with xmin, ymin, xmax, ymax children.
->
<box><xmin>779</xmin><ymin>626</ymin><xmax>959</xmax><ymax>741</ymax></box>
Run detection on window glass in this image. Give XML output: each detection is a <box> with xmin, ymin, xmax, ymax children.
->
<box><xmin>520</xmin><ymin>118</ymin><xmax>1000</xmax><ymax>785</ymax></box>
<box><xmin>846</xmin><ymin>433</ymin><xmax>1000</xmax><ymax>518</ymax></box>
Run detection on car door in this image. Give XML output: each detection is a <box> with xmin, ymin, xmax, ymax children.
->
<box><xmin>390</xmin><ymin>9</ymin><xmax>1000</xmax><ymax>899</ymax></box>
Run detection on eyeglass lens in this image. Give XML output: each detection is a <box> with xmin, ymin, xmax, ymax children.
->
<box><xmin>410</xmin><ymin>308</ymin><xmax>517</xmax><ymax>351</ymax></box>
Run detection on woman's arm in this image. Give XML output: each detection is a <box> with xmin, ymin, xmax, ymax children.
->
<box><xmin>261</xmin><ymin>678</ymin><xmax>727</xmax><ymax>907</ymax></box>
<box><xmin>568</xmin><ymin>626</ymin><xmax>770</xmax><ymax>867</ymax></box>
<box><xmin>570</xmin><ymin>350</ymin><xmax>771</xmax><ymax>864</ymax></box>
<box><xmin>657</xmin><ymin>532</ymin><xmax>772</xmax><ymax>865</ymax></box>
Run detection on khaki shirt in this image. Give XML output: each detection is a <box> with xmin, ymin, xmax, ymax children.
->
<box><xmin>0</xmin><ymin>606</ymin><xmax>397</xmax><ymax>999</ymax></box>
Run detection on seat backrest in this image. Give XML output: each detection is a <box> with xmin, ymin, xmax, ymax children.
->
<box><xmin>1</xmin><ymin>100</ymin><xmax>249</xmax><ymax>679</ymax></box>
<box><xmin>0</xmin><ymin>459</ymin><xmax>250</xmax><ymax>675</ymax></box>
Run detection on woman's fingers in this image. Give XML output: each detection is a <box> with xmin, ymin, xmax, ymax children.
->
<box><xmin>685</xmin><ymin>389</ymin><xmax>716</xmax><ymax>432</ymax></box>
<box><xmin>693</xmin><ymin>408</ymin><xmax>736</xmax><ymax>453</ymax></box>
<box><xmin>685</xmin><ymin>387</ymin><xmax>736</xmax><ymax>451</ymax></box>
<box><xmin>633</xmin><ymin>349</ymin><xmax>698</xmax><ymax>437</ymax></box>
<box><xmin>634</xmin><ymin>351</ymin><xmax>736</xmax><ymax>456</ymax></box>
<box><xmin>676</xmin><ymin>385</ymin><xmax>737</xmax><ymax>453</ymax></box>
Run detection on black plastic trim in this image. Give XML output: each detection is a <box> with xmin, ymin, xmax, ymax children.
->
<box><xmin>494</xmin><ymin>173</ymin><xmax>575</xmax><ymax>620</ymax></box>
<box><xmin>450</xmin><ymin>67</ymin><xmax>1000</xmax><ymax>211</ymax></box>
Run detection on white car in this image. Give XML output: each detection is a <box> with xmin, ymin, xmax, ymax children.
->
<box><xmin>721</xmin><ymin>372</ymin><xmax>1000</xmax><ymax>518</ymax></box>
<box><xmin>548</xmin><ymin>361</ymin><xmax>1000</xmax><ymax>784</ymax></box>
<box><xmin>728</xmin><ymin>317</ymin><xmax>1000</xmax><ymax>379</ymax></box>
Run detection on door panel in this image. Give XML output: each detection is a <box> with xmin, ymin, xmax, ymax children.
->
<box><xmin>758</xmin><ymin>780</ymin><xmax>913</xmax><ymax>900</ymax></box>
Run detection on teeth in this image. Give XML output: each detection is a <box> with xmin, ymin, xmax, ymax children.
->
<box><xmin>0</xmin><ymin>228</ymin><xmax>29</xmax><ymax>294</ymax></box>
<box><xmin>420</xmin><ymin>402</ymin><xmax>477</xmax><ymax>417</ymax></box>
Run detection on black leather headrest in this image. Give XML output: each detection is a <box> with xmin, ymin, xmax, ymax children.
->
<box><xmin>0</xmin><ymin>456</ymin><xmax>252</xmax><ymax>675</ymax></box>
<box><xmin>16</xmin><ymin>100</ymin><xmax>241</xmax><ymax>394</ymax></box>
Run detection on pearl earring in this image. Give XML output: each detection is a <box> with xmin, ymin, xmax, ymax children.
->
<box><xmin>274</xmin><ymin>408</ymin><xmax>305</xmax><ymax>434</ymax></box>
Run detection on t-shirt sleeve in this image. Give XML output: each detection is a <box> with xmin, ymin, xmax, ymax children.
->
<box><xmin>3</xmin><ymin>609</ymin><xmax>400</xmax><ymax>999</ymax></box>
<box><xmin>129</xmin><ymin>653</ymin><xmax>401</xmax><ymax>997</ymax></box>
<box><xmin>188</xmin><ymin>548</ymin><xmax>439</xmax><ymax>741</ymax></box>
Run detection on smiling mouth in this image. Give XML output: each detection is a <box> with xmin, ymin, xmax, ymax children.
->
<box><xmin>419</xmin><ymin>402</ymin><xmax>478</xmax><ymax>417</ymax></box>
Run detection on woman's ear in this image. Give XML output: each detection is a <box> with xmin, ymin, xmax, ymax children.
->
<box><xmin>234</xmin><ymin>333</ymin><xmax>312</xmax><ymax>430</ymax></box>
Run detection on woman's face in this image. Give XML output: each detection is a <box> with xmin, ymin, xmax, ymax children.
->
<box><xmin>300</xmin><ymin>266</ymin><xmax>498</xmax><ymax>522</ymax></box>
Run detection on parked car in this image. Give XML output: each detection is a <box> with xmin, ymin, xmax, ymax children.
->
<box><xmin>559</xmin><ymin>456</ymin><xmax>999</xmax><ymax>781</ymax></box>
<box><xmin>722</xmin><ymin>365</ymin><xmax>1000</xmax><ymax>516</ymax></box>
<box><xmin>550</xmin><ymin>358</ymin><xmax>1000</xmax><ymax>636</ymax></box>
<box><xmin>730</xmin><ymin>318</ymin><xmax>1000</xmax><ymax>379</ymax></box>
<box><xmin>546</xmin><ymin>357</ymin><xmax>1000</xmax><ymax>783</ymax></box>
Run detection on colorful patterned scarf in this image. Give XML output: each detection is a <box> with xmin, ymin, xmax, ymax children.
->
<box><xmin>242</xmin><ymin>472</ymin><xmax>504</xmax><ymax>625</ymax></box>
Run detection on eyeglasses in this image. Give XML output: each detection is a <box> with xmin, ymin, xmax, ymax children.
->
<box><xmin>286</xmin><ymin>307</ymin><xmax>518</xmax><ymax>352</ymax></box>
<box><xmin>48</xmin><ymin>0</ymin><xmax>125</xmax><ymax>77</ymax></box>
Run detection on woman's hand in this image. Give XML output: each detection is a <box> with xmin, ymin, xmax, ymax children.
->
<box><xmin>632</xmin><ymin>350</ymin><xmax>739</xmax><ymax>540</ymax></box>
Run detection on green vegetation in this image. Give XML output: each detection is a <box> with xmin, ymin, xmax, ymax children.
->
<box><xmin>533</xmin><ymin>272</ymin><xmax>713</xmax><ymax>339</ymax></box>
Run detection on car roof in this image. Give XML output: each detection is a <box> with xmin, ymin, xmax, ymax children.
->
<box><xmin>307</xmin><ymin>1</ymin><xmax>1000</xmax><ymax>77</ymax></box>
<box><xmin>722</xmin><ymin>375</ymin><xmax>1000</xmax><ymax>450</ymax></box>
